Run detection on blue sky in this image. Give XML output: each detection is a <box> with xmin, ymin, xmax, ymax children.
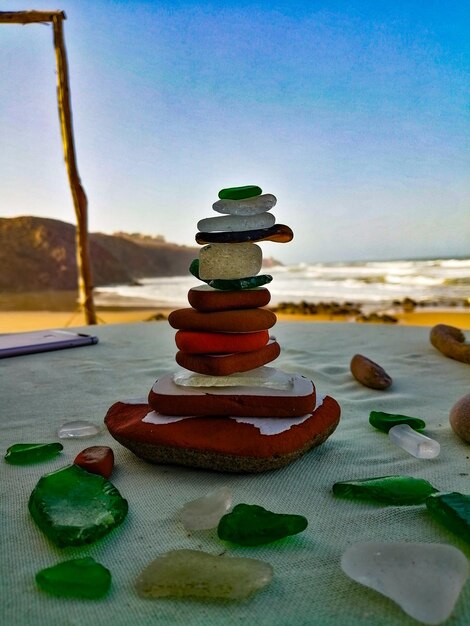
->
<box><xmin>1</xmin><ymin>0</ymin><xmax>469</xmax><ymax>263</ymax></box>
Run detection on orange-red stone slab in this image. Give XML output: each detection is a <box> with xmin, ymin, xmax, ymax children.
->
<box><xmin>148</xmin><ymin>372</ymin><xmax>316</xmax><ymax>417</ymax></box>
<box><xmin>104</xmin><ymin>396</ymin><xmax>341</xmax><ymax>473</ymax></box>
<box><xmin>187</xmin><ymin>286</ymin><xmax>271</xmax><ymax>312</ymax></box>
<box><xmin>175</xmin><ymin>340</ymin><xmax>280</xmax><ymax>375</ymax></box>
<box><xmin>175</xmin><ymin>330</ymin><xmax>269</xmax><ymax>354</ymax></box>
<box><xmin>168</xmin><ymin>307</ymin><xmax>277</xmax><ymax>332</ymax></box>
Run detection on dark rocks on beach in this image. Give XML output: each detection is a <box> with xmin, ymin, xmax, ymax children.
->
<box><xmin>356</xmin><ymin>313</ymin><xmax>398</xmax><ymax>324</ymax></box>
<box><xmin>272</xmin><ymin>301</ymin><xmax>362</xmax><ymax>317</ymax></box>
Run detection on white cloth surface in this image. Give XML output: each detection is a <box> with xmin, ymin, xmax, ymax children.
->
<box><xmin>1</xmin><ymin>321</ymin><xmax>469</xmax><ymax>626</ymax></box>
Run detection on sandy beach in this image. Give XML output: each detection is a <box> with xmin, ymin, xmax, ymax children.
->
<box><xmin>1</xmin><ymin>306</ymin><xmax>470</xmax><ymax>333</ymax></box>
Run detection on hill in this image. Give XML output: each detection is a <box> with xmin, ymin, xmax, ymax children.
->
<box><xmin>0</xmin><ymin>216</ymin><xmax>197</xmax><ymax>292</ymax></box>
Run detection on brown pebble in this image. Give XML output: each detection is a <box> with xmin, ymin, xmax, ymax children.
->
<box><xmin>449</xmin><ymin>394</ymin><xmax>470</xmax><ymax>444</ymax></box>
<box><xmin>430</xmin><ymin>324</ymin><xmax>470</xmax><ymax>364</ymax></box>
<box><xmin>350</xmin><ymin>354</ymin><xmax>392</xmax><ymax>390</ymax></box>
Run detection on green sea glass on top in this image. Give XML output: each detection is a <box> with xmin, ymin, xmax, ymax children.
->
<box><xmin>369</xmin><ymin>411</ymin><xmax>426</xmax><ymax>433</ymax></box>
<box><xmin>28</xmin><ymin>464</ymin><xmax>128</xmax><ymax>547</ymax></box>
<box><xmin>218</xmin><ymin>503</ymin><xmax>308</xmax><ymax>546</ymax></box>
<box><xmin>218</xmin><ymin>185</ymin><xmax>262</xmax><ymax>200</ymax></box>
<box><xmin>4</xmin><ymin>443</ymin><xmax>63</xmax><ymax>465</ymax></box>
<box><xmin>36</xmin><ymin>557</ymin><xmax>111</xmax><ymax>599</ymax></box>
<box><xmin>189</xmin><ymin>259</ymin><xmax>272</xmax><ymax>291</ymax></box>
<box><xmin>333</xmin><ymin>475</ymin><xmax>438</xmax><ymax>505</ymax></box>
<box><xmin>426</xmin><ymin>492</ymin><xmax>470</xmax><ymax>544</ymax></box>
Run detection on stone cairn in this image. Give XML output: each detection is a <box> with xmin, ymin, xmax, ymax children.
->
<box><xmin>167</xmin><ymin>185</ymin><xmax>293</xmax><ymax>377</ymax></box>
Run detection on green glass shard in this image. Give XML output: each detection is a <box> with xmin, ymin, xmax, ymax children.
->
<box><xmin>189</xmin><ymin>259</ymin><xmax>272</xmax><ymax>291</ymax></box>
<box><xmin>426</xmin><ymin>492</ymin><xmax>470</xmax><ymax>544</ymax></box>
<box><xmin>4</xmin><ymin>443</ymin><xmax>63</xmax><ymax>465</ymax></box>
<box><xmin>218</xmin><ymin>185</ymin><xmax>262</xmax><ymax>200</ymax></box>
<box><xmin>333</xmin><ymin>475</ymin><xmax>438</xmax><ymax>505</ymax></box>
<box><xmin>36</xmin><ymin>557</ymin><xmax>111</xmax><ymax>599</ymax></box>
<box><xmin>369</xmin><ymin>411</ymin><xmax>426</xmax><ymax>433</ymax></box>
<box><xmin>28</xmin><ymin>464</ymin><xmax>128</xmax><ymax>547</ymax></box>
<box><xmin>217</xmin><ymin>503</ymin><xmax>308</xmax><ymax>546</ymax></box>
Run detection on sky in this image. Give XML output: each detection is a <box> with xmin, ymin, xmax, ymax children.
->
<box><xmin>1</xmin><ymin>0</ymin><xmax>469</xmax><ymax>264</ymax></box>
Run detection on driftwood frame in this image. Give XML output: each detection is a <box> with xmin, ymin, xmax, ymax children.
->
<box><xmin>0</xmin><ymin>10</ymin><xmax>97</xmax><ymax>324</ymax></box>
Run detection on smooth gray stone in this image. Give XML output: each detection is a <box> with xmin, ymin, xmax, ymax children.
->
<box><xmin>212</xmin><ymin>194</ymin><xmax>277</xmax><ymax>216</ymax></box>
<box><xmin>197</xmin><ymin>212</ymin><xmax>275</xmax><ymax>232</ymax></box>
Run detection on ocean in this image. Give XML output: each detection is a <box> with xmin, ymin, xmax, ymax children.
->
<box><xmin>94</xmin><ymin>257</ymin><xmax>470</xmax><ymax>311</ymax></box>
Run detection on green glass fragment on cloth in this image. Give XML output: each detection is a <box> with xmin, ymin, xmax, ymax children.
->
<box><xmin>218</xmin><ymin>503</ymin><xmax>308</xmax><ymax>546</ymax></box>
<box><xmin>28</xmin><ymin>464</ymin><xmax>128</xmax><ymax>547</ymax></box>
<box><xmin>333</xmin><ymin>475</ymin><xmax>438</xmax><ymax>505</ymax></box>
<box><xmin>426</xmin><ymin>492</ymin><xmax>470</xmax><ymax>544</ymax></box>
<box><xmin>4</xmin><ymin>443</ymin><xmax>63</xmax><ymax>465</ymax></box>
<box><xmin>189</xmin><ymin>259</ymin><xmax>272</xmax><ymax>291</ymax></box>
<box><xmin>369</xmin><ymin>411</ymin><xmax>426</xmax><ymax>433</ymax></box>
<box><xmin>36</xmin><ymin>557</ymin><xmax>111</xmax><ymax>599</ymax></box>
<box><xmin>218</xmin><ymin>185</ymin><xmax>262</xmax><ymax>200</ymax></box>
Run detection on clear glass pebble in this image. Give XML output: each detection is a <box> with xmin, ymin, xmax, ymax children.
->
<box><xmin>197</xmin><ymin>212</ymin><xmax>275</xmax><ymax>233</ymax></box>
<box><xmin>388</xmin><ymin>424</ymin><xmax>440</xmax><ymax>458</ymax></box>
<box><xmin>341</xmin><ymin>541</ymin><xmax>469</xmax><ymax>625</ymax></box>
<box><xmin>180</xmin><ymin>487</ymin><xmax>232</xmax><ymax>531</ymax></box>
<box><xmin>57</xmin><ymin>420</ymin><xmax>101</xmax><ymax>439</ymax></box>
<box><xmin>136</xmin><ymin>549</ymin><xmax>273</xmax><ymax>600</ymax></box>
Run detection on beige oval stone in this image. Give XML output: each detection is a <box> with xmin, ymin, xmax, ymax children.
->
<box><xmin>450</xmin><ymin>394</ymin><xmax>470</xmax><ymax>444</ymax></box>
<box><xmin>199</xmin><ymin>243</ymin><xmax>262</xmax><ymax>280</ymax></box>
<box><xmin>135</xmin><ymin>549</ymin><xmax>273</xmax><ymax>600</ymax></box>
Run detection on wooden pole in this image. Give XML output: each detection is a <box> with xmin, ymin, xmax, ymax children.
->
<box><xmin>0</xmin><ymin>10</ymin><xmax>97</xmax><ymax>325</ymax></box>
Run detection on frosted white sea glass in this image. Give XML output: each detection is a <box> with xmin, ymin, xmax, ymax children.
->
<box><xmin>180</xmin><ymin>487</ymin><xmax>233</xmax><ymax>531</ymax></box>
<box><xmin>57</xmin><ymin>420</ymin><xmax>101</xmax><ymax>439</ymax></box>
<box><xmin>341</xmin><ymin>541</ymin><xmax>469</xmax><ymax>625</ymax></box>
<box><xmin>212</xmin><ymin>193</ymin><xmax>277</xmax><ymax>216</ymax></box>
<box><xmin>197</xmin><ymin>212</ymin><xmax>275</xmax><ymax>233</ymax></box>
<box><xmin>172</xmin><ymin>366</ymin><xmax>294</xmax><ymax>390</ymax></box>
<box><xmin>388</xmin><ymin>424</ymin><xmax>440</xmax><ymax>459</ymax></box>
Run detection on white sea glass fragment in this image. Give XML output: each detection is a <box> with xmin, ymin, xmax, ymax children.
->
<box><xmin>180</xmin><ymin>487</ymin><xmax>233</xmax><ymax>531</ymax></box>
<box><xmin>57</xmin><ymin>420</ymin><xmax>101</xmax><ymax>439</ymax></box>
<box><xmin>212</xmin><ymin>193</ymin><xmax>277</xmax><ymax>216</ymax></box>
<box><xmin>172</xmin><ymin>366</ymin><xmax>295</xmax><ymax>390</ymax></box>
<box><xmin>199</xmin><ymin>242</ymin><xmax>262</xmax><ymax>280</ymax></box>
<box><xmin>341</xmin><ymin>541</ymin><xmax>469</xmax><ymax>625</ymax></box>
<box><xmin>389</xmin><ymin>424</ymin><xmax>440</xmax><ymax>459</ymax></box>
<box><xmin>197</xmin><ymin>212</ymin><xmax>276</xmax><ymax>232</ymax></box>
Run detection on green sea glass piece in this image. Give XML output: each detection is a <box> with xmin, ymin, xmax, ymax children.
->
<box><xmin>36</xmin><ymin>557</ymin><xmax>111</xmax><ymax>599</ymax></box>
<box><xmin>4</xmin><ymin>443</ymin><xmax>63</xmax><ymax>465</ymax></box>
<box><xmin>333</xmin><ymin>475</ymin><xmax>438</xmax><ymax>505</ymax></box>
<box><xmin>218</xmin><ymin>185</ymin><xmax>262</xmax><ymax>200</ymax></box>
<box><xmin>426</xmin><ymin>492</ymin><xmax>470</xmax><ymax>544</ymax></box>
<box><xmin>28</xmin><ymin>464</ymin><xmax>128</xmax><ymax>547</ymax></box>
<box><xmin>217</xmin><ymin>503</ymin><xmax>308</xmax><ymax>546</ymax></box>
<box><xmin>369</xmin><ymin>411</ymin><xmax>426</xmax><ymax>433</ymax></box>
<box><xmin>189</xmin><ymin>259</ymin><xmax>272</xmax><ymax>291</ymax></box>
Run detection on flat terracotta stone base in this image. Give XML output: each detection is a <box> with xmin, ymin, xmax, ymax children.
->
<box><xmin>168</xmin><ymin>307</ymin><xmax>277</xmax><ymax>332</ymax></box>
<box><xmin>104</xmin><ymin>396</ymin><xmax>341</xmax><ymax>473</ymax></box>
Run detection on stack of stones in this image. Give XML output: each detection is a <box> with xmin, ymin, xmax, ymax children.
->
<box><xmin>168</xmin><ymin>185</ymin><xmax>293</xmax><ymax>376</ymax></box>
<box><xmin>105</xmin><ymin>185</ymin><xmax>341</xmax><ymax>473</ymax></box>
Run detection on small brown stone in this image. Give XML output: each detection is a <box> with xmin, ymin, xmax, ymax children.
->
<box><xmin>74</xmin><ymin>446</ymin><xmax>114</xmax><ymax>478</ymax></box>
<box><xmin>350</xmin><ymin>354</ymin><xmax>392</xmax><ymax>390</ymax></box>
<box><xmin>449</xmin><ymin>394</ymin><xmax>470</xmax><ymax>444</ymax></box>
<box><xmin>430</xmin><ymin>324</ymin><xmax>470</xmax><ymax>364</ymax></box>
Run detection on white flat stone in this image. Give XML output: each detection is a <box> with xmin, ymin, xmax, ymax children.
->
<box><xmin>341</xmin><ymin>541</ymin><xmax>469</xmax><ymax>625</ymax></box>
<box><xmin>212</xmin><ymin>193</ymin><xmax>277</xmax><ymax>216</ymax></box>
<box><xmin>197</xmin><ymin>212</ymin><xmax>276</xmax><ymax>232</ymax></box>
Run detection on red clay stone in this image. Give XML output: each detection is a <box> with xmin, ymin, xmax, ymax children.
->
<box><xmin>175</xmin><ymin>340</ymin><xmax>280</xmax><ymax>375</ymax></box>
<box><xmin>187</xmin><ymin>286</ymin><xmax>271</xmax><ymax>312</ymax></box>
<box><xmin>168</xmin><ymin>308</ymin><xmax>276</xmax><ymax>332</ymax></box>
<box><xmin>175</xmin><ymin>330</ymin><xmax>269</xmax><ymax>354</ymax></box>
<box><xmin>73</xmin><ymin>446</ymin><xmax>114</xmax><ymax>478</ymax></box>
<box><xmin>104</xmin><ymin>396</ymin><xmax>341</xmax><ymax>472</ymax></box>
<box><xmin>148</xmin><ymin>372</ymin><xmax>316</xmax><ymax>417</ymax></box>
